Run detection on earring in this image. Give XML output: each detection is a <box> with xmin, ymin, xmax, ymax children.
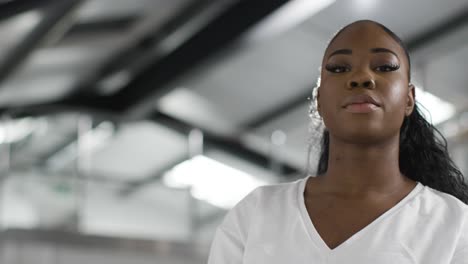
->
<box><xmin>309</xmin><ymin>86</ymin><xmax>322</xmax><ymax>120</ymax></box>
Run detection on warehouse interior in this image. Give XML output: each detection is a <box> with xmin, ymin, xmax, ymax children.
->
<box><xmin>0</xmin><ymin>0</ymin><xmax>468</xmax><ymax>263</ymax></box>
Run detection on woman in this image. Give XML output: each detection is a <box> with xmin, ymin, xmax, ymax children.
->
<box><xmin>207</xmin><ymin>20</ymin><xmax>468</xmax><ymax>263</ymax></box>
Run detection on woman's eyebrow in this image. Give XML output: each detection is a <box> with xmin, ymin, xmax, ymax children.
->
<box><xmin>370</xmin><ymin>47</ymin><xmax>399</xmax><ymax>58</ymax></box>
<box><xmin>328</xmin><ymin>49</ymin><xmax>352</xmax><ymax>59</ymax></box>
<box><xmin>327</xmin><ymin>47</ymin><xmax>399</xmax><ymax>59</ymax></box>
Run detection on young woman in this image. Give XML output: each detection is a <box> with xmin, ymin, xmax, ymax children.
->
<box><xmin>207</xmin><ymin>20</ymin><xmax>468</xmax><ymax>263</ymax></box>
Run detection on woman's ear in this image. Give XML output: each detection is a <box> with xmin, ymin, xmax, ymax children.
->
<box><xmin>405</xmin><ymin>83</ymin><xmax>415</xmax><ymax>116</ymax></box>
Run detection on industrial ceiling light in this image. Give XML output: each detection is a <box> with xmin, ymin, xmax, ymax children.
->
<box><xmin>162</xmin><ymin>155</ymin><xmax>267</xmax><ymax>209</ymax></box>
<box><xmin>0</xmin><ymin>118</ymin><xmax>37</xmax><ymax>144</ymax></box>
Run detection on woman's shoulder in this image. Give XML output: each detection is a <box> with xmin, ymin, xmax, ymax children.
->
<box><xmin>218</xmin><ymin>177</ymin><xmax>307</xmax><ymax>230</ymax></box>
<box><xmin>417</xmin><ymin>183</ymin><xmax>468</xmax><ymax>218</ymax></box>
<box><xmin>238</xmin><ymin>177</ymin><xmax>307</xmax><ymax>207</ymax></box>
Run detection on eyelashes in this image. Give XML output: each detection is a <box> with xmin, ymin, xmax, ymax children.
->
<box><xmin>325</xmin><ymin>63</ymin><xmax>400</xmax><ymax>73</ymax></box>
<box><xmin>375</xmin><ymin>63</ymin><xmax>400</xmax><ymax>72</ymax></box>
<box><xmin>325</xmin><ymin>64</ymin><xmax>350</xmax><ymax>73</ymax></box>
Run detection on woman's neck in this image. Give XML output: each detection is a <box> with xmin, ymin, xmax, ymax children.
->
<box><xmin>320</xmin><ymin>134</ymin><xmax>411</xmax><ymax>197</ymax></box>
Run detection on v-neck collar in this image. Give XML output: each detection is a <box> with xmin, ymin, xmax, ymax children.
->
<box><xmin>296</xmin><ymin>176</ymin><xmax>424</xmax><ymax>255</ymax></box>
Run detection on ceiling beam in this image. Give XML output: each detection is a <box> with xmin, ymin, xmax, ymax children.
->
<box><xmin>0</xmin><ymin>0</ymin><xmax>53</xmax><ymax>22</ymax></box>
<box><xmin>0</xmin><ymin>0</ymin><xmax>291</xmax><ymax>115</ymax></box>
<box><xmin>65</xmin><ymin>15</ymin><xmax>139</xmax><ymax>36</ymax></box>
<box><xmin>0</xmin><ymin>0</ymin><xmax>83</xmax><ymax>87</ymax></box>
<box><xmin>58</xmin><ymin>0</ymin><xmax>291</xmax><ymax>112</ymax></box>
<box><xmin>112</xmin><ymin>0</ymin><xmax>291</xmax><ymax>112</ymax></box>
<box><xmin>55</xmin><ymin>0</ymin><xmax>216</xmax><ymax>109</ymax></box>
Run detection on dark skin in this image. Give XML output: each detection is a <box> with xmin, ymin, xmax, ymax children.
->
<box><xmin>305</xmin><ymin>21</ymin><xmax>417</xmax><ymax>250</ymax></box>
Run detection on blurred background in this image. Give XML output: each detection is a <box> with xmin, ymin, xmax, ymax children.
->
<box><xmin>0</xmin><ymin>0</ymin><xmax>468</xmax><ymax>263</ymax></box>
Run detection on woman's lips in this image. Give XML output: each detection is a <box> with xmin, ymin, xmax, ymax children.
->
<box><xmin>344</xmin><ymin>103</ymin><xmax>379</xmax><ymax>113</ymax></box>
<box><xmin>342</xmin><ymin>94</ymin><xmax>381</xmax><ymax>113</ymax></box>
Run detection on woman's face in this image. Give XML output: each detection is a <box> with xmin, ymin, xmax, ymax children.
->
<box><xmin>317</xmin><ymin>22</ymin><xmax>415</xmax><ymax>144</ymax></box>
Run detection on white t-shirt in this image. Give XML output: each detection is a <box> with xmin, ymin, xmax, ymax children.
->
<box><xmin>207</xmin><ymin>176</ymin><xmax>468</xmax><ymax>264</ymax></box>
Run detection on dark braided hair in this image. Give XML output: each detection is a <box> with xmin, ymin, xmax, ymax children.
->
<box><xmin>315</xmin><ymin>20</ymin><xmax>468</xmax><ymax>204</ymax></box>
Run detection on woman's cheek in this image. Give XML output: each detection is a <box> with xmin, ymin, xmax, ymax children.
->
<box><xmin>383</xmin><ymin>83</ymin><xmax>409</xmax><ymax>110</ymax></box>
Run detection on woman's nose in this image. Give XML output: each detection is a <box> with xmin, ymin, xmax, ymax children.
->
<box><xmin>347</xmin><ymin>75</ymin><xmax>376</xmax><ymax>89</ymax></box>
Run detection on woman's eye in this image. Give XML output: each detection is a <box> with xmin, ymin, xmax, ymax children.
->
<box><xmin>376</xmin><ymin>64</ymin><xmax>400</xmax><ymax>72</ymax></box>
<box><xmin>325</xmin><ymin>64</ymin><xmax>349</xmax><ymax>73</ymax></box>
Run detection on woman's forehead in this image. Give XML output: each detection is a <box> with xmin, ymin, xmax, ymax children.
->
<box><xmin>324</xmin><ymin>22</ymin><xmax>406</xmax><ymax>59</ymax></box>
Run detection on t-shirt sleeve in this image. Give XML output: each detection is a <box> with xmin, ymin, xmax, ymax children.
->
<box><xmin>451</xmin><ymin>208</ymin><xmax>468</xmax><ymax>264</ymax></box>
<box><xmin>207</xmin><ymin>187</ymin><xmax>261</xmax><ymax>264</ymax></box>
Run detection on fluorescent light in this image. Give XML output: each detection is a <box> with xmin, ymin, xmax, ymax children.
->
<box><xmin>246</xmin><ymin>0</ymin><xmax>335</xmax><ymax>41</ymax></box>
<box><xmin>79</xmin><ymin>121</ymin><xmax>115</xmax><ymax>154</ymax></box>
<box><xmin>415</xmin><ymin>87</ymin><xmax>456</xmax><ymax>125</ymax></box>
<box><xmin>0</xmin><ymin>118</ymin><xmax>36</xmax><ymax>144</ymax></box>
<box><xmin>10</xmin><ymin>11</ymin><xmax>41</xmax><ymax>32</ymax></box>
<box><xmin>162</xmin><ymin>155</ymin><xmax>267</xmax><ymax>209</ymax></box>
